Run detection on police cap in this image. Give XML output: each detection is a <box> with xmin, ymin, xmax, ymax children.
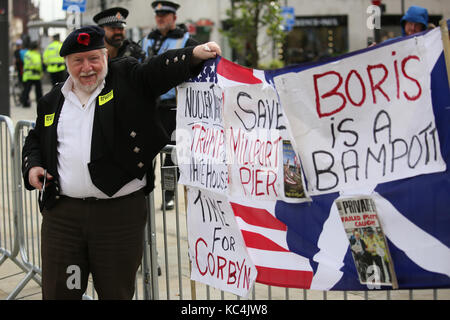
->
<box><xmin>93</xmin><ymin>7</ymin><xmax>129</xmax><ymax>27</ymax></box>
<box><xmin>151</xmin><ymin>1</ymin><xmax>180</xmax><ymax>14</ymax></box>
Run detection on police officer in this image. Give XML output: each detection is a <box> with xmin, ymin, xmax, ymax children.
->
<box><xmin>93</xmin><ymin>7</ymin><xmax>146</xmax><ymax>61</ymax></box>
<box><xmin>21</xmin><ymin>41</ymin><xmax>43</xmax><ymax>108</ymax></box>
<box><xmin>142</xmin><ymin>1</ymin><xmax>199</xmax><ymax>210</ymax></box>
<box><xmin>43</xmin><ymin>34</ymin><xmax>68</xmax><ymax>86</ymax></box>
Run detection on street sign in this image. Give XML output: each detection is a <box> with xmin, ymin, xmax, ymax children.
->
<box><xmin>62</xmin><ymin>0</ymin><xmax>87</xmax><ymax>13</ymax></box>
<box><xmin>281</xmin><ymin>6</ymin><xmax>295</xmax><ymax>32</ymax></box>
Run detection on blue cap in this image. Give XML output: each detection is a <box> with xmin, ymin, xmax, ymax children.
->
<box><xmin>400</xmin><ymin>6</ymin><xmax>429</xmax><ymax>35</ymax></box>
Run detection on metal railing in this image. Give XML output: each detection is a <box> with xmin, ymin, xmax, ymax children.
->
<box><xmin>0</xmin><ymin>115</ymin><xmax>448</xmax><ymax>300</ymax></box>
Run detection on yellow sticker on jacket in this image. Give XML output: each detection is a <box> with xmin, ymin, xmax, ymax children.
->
<box><xmin>44</xmin><ymin>113</ymin><xmax>55</xmax><ymax>127</ymax></box>
<box><xmin>99</xmin><ymin>90</ymin><xmax>114</xmax><ymax>106</ymax></box>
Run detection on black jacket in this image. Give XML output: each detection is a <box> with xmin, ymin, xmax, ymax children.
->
<box><xmin>117</xmin><ymin>39</ymin><xmax>146</xmax><ymax>61</ymax></box>
<box><xmin>22</xmin><ymin>46</ymin><xmax>201</xmax><ymax>211</ymax></box>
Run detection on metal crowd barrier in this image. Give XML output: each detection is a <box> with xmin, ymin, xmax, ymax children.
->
<box><xmin>0</xmin><ymin>116</ymin><xmax>32</xmax><ymax>300</ymax></box>
<box><xmin>0</xmin><ymin>115</ymin><xmax>448</xmax><ymax>300</ymax></box>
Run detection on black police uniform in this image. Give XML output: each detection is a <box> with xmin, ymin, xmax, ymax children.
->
<box><xmin>93</xmin><ymin>7</ymin><xmax>146</xmax><ymax>61</ymax></box>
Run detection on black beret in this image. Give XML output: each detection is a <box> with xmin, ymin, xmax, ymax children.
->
<box><xmin>93</xmin><ymin>7</ymin><xmax>128</xmax><ymax>27</ymax></box>
<box><xmin>60</xmin><ymin>26</ymin><xmax>106</xmax><ymax>57</ymax></box>
<box><xmin>152</xmin><ymin>1</ymin><xmax>180</xmax><ymax>14</ymax></box>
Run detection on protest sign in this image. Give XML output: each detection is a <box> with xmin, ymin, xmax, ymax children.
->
<box><xmin>223</xmin><ymin>84</ymin><xmax>307</xmax><ymax>201</ymax></box>
<box><xmin>274</xmin><ymin>35</ymin><xmax>446</xmax><ymax>195</ymax></box>
<box><xmin>176</xmin><ymin>82</ymin><xmax>228</xmax><ymax>192</ymax></box>
<box><xmin>178</xmin><ymin>26</ymin><xmax>450</xmax><ymax>292</ymax></box>
<box><xmin>187</xmin><ymin>187</ymin><xmax>257</xmax><ymax>297</ymax></box>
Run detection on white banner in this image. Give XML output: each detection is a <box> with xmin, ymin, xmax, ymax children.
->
<box><xmin>176</xmin><ymin>82</ymin><xmax>228</xmax><ymax>192</ymax></box>
<box><xmin>187</xmin><ymin>187</ymin><xmax>257</xmax><ymax>298</ymax></box>
<box><xmin>274</xmin><ymin>35</ymin><xmax>446</xmax><ymax>195</ymax></box>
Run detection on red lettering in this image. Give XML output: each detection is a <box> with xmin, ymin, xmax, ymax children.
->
<box><xmin>207</xmin><ymin>252</ymin><xmax>215</xmax><ymax>275</ymax></box>
<box><xmin>217</xmin><ymin>255</ymin><xmax>227</xmax><ymax>280</ymax></box>
<box><xmin>242</xmin><ymin>265</ymin><xmax>252</xmax><ymax>290</ymax></box>
<box><xmin>265</xmin><ymin>141</ymin><xmax>272</xmax><ymax>168</ymax></box>
<box><xmin>195</xmin><ymin>238</ymin><xmax>208</xmax><ymax>276</ymax></box>
<box><xmin>254</xmin><ymin>169</ymin><xmax>264</xmax><ymax>196</ymax></box>
<box><xmin>367</xmin><ymin>63</ymin><xmax>390</xmax><ymax>104</ymax></box>
<box><xmin>227</xmin><ymin>261</ymin><xmax>237</xmax><ymax>285</ymax></box>
<box><xmin>345</xmin><ymin>69</ymin><xmax>366</xmax><ymax>107</ymax></box>
<box><xmin>239</xmin><ymin>167</ymin><xmax>252</xmax><ymax>195</ymax></box>
<box><xmin>314</xmin><ymin>71</ymin><xmax>346</xmax><ymax>118</ymax></box>
<box><xmin>402</xmin><ymin>55</ymin><xmax>422</xmax><ymax>101</ymax></box>
<box><xmin>392</xmin><ymin>51</ymin><xmax>401</xmax><ymax>99</ymax></box>
<box><xmin>266</xmin><ymin>170</ymin><xmax>278</xmax><ymax>196</ymax></box>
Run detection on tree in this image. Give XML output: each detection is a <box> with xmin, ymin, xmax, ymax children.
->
<box><xmin>221</xmin><ymin>0</ymin><xmax>286</xmax><ymax>68</ymax></box>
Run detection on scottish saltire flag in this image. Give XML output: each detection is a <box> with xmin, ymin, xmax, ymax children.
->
<box><xmin>181</xmin><ymin>25</ymin><xmax>450</xmax><ymax>292</ymax></box>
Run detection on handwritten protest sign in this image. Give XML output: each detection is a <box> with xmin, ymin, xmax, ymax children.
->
<box><xmin>223</xmin><ymin>84</ymin><xmax>307</xmax><ymax>201</ymax></box>
<box><xmin>187</xmin><ymin>187</ymin><xmax>257</xmax><ymax>297</ymax></box>
<box><xmin>176</xmin><ymin>82</ymin><xmax>228</xmax><ymax>192</ymax></box>
<box><xmin>177</xmin><ymin>26</ymin><xmax>450</xmax><ymax>294</ymax></box>
<box><xmin>274</xmin><ymin>35</ymin><xmax>446</xmax><ymax>195</ymax></box>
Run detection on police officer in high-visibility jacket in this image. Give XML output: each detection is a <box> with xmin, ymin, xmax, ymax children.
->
<box><xmin>21</xmin><ymin>41</ymin><xmax>43</xmax><ymax>108</ymax></box>
<box><xmin>43</xmin><ymin>34</ymin><xmax>67</xmax><ymax>86</ymax></box>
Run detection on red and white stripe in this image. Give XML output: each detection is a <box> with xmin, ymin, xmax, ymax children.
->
<box><xmin>216</xmin><ymin>57</ymin><xmax>266</xmax><ymax>87</ymax></box>
<box><xmin>229</xmin><ymin>199</ymin><xmax>314</xmax><ymax>289</ymax></box>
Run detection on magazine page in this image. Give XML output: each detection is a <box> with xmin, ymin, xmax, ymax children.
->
<box><xmin>335</xmin><ymin>196</ymin><xmax>398</xmax><ymax>289</ymax></box>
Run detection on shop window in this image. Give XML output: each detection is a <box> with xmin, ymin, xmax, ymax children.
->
<box><xmin>283</xmin><ymin>15</ymin><xmax>348</xmax><ymax>65</ymax></box>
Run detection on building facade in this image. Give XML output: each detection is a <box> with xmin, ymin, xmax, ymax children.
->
<box><xmin>81</xmin><ymin>0</ymin><xmax>449</xmax><ymax>66</ymax></box>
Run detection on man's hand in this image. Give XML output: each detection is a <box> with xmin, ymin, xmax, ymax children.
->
<box><xmin>28</xmin><ymin>166</ymin><xmax>53</xmax><ymax>191</ymax></box>
<box><xmin>191</xmin><ymin>41</ymin><xmax>222</xmax><ymax>65</ymax></box>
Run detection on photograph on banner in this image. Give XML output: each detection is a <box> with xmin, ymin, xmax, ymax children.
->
<box><xmin>274</xmin><ymin>32</ymin><xmax>447</xmax><ymax>196</ymax></box>
<box><xmin>223</xmin><ymin>83</ymin><xmax>309</xmax><ymax>202</ymax></box>
<box><xmin>335</xmin><ymin>196</ymin><xmax>398</xmax><ymax>288</ymax></box>
<box><xmin>176</xmin><ymin>81</ymin><xmax>228</xmax><ymax>193</ymax></box>
<box><xmin>186</xmin><ymin>186</ymin><xmax>257</xmax><ymax>298</ymax></box>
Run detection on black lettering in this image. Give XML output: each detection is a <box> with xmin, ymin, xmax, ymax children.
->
<box><xmin>193</xmin><ymin>189</ymin><xmax>205</xmax><ymax>222</ymax></box>
<box><xmin>408</xmin><ymin>135</ymin><xmax>423</xmax><ymax>168</ymax></box>
<box><xmin>419</xmin><ymin>123</ymin><xmax>432</xmax><ymax>164</ymax></box>
<box><xmin>373</xmin><ymin>110</ymin><xmax>392</xmax><ymax>144</ymax></box>
<box><xmin>312</xmin><ymin>150</ymin><xmax>339</xmax><ymax>191</ymax></box>
<box><xmin>235</xmin><ymin>92</ymin><xmax>256</xmax><ymax>131</ymax></box>
<box><xmin>365</xmin><ymin>144</ymin><xmax>387</xmax><ymax>179</ymax></box>
<box><xmin>341</xmin><ymin>149</ymin><xmax>359</xmax><ymax>183</ymax></box>
<box><xmin>337</xmin><ymin>118</ymin><xmax>358</xmax><ymax>147</ymax></box>
<box><xmin>391</xmin><ymin>138</ymin><xmax>408</xmax><ymax>172</ymax></box>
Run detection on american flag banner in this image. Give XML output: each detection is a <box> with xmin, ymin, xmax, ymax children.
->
<box><xmin>178</xmin><ymin>25</ymin><xmax>450</xmax><ymax>296</ymax></box>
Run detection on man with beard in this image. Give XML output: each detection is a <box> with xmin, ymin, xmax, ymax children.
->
<box><xmin>93</xmin><ymin>7</ymin><xmax>146</xmax><ymax>61</ymax></box>
<box><xmin>21</xmin><ymin>25</ymin><xmax>221</xmax><ymax>299</ymax></box>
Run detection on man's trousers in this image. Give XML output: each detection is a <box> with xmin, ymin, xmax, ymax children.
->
<box><xmin>40</xmin><ymin>190</ymin><xmax>147</xmax><ymax>300</ymax></box>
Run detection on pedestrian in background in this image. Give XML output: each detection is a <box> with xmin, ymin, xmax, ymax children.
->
<box><xmin>43</xmin><ymin>34</ymin><xmax>68</xmax><ymax>86</ymax></box>
<box><xmin>13</xmin><ymin>39</ymin><xmax>25</xmax><ymax>88</ymax></box>
<box><xmin>401</xmin><ymin>5</ymin><xmax>429</xmax><ymax>36</ymax></box>
<box><xmin>21</xmin><ymin>41</ymin><xmax>43</xmax><ymax>108</ymax></box>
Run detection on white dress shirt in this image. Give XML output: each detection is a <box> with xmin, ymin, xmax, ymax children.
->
<box><xmin>57</xmin><ymin>76</ymin><xmax>146</xmax><ymax>199</ymax></box>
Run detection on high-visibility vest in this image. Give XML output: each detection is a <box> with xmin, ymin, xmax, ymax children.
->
<box><xmin>22</xmin><ymin>50</ymin><xmax>43</xmax><ymax>82</ymax></box>
<box><xmin>43</xmin><ymin>41</ymin><xmax>66</xmax><ymax>73</ymax></box>
<box><xmin>141</xmin><ymin>32</ymin><xmax>190</xmax><ymax>101</ymax></box>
